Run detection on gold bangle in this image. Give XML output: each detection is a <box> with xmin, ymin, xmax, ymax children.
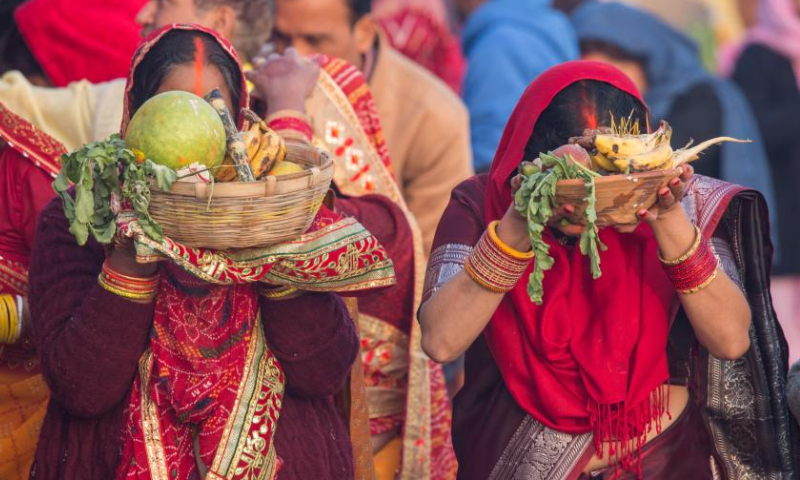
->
<box><xmin>258</xmin><ymin>285</ymin><xmax>304</xmax><ymax>300</ymax></box>
<box><xmin>98</xmin><ymin>275</ymin><xmax>156</xmax><ymax>301</ymax></box>
<box><xmin>677</xmin><ymin>266</ymin><xmax>720</xmax><ymax>295</ymax></box>
<box><xmin>0</xmin><ymin>295</ymin><xmax>10</xmax><ymax>343</ymax></box>
<box><xmin>0</xmin><ymin>294</ymin><xmax>18</xmax><ymax>344</ymax></box>
<box><xmin>659</xmin><ymin>225</ymin><xmax>702</xmax><ymax>266</ymax></box>
<box><xmin>12</xmin><ymin>295</ymin><xmax>22</xmax><ymax>343</ymax></box>
<box><xmin>487</xmin><ymin>221</ymin><xmax>535</xmax><ymax>260</ymax></box>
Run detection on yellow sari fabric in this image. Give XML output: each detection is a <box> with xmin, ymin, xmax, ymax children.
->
<box><xmin>0</xmin><ymin>362</ymin><xmax>49</xmax><ymax>480</ymax></box>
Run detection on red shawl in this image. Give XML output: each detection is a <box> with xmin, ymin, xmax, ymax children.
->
<box><xmin>483</xmin><ymin>61</ymin><xmax>675</xmax><ymax>467</ymax></box>
<box><xmin>14</xmin><ymin>0</ymin><xmax>146</xmax><ymax>86</ymax></box>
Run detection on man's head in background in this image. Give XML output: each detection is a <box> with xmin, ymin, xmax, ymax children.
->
<box><xmin>136</xmin><ymin>0</ymin><xmax>274</xmax><ymax>60</ymax></box>
<box><xmin>272</xmin><ymin>0</ymin><xmax>376</xmax><ymax>70</ymax></box>
<box><xmin>0</xmin><ymin>0</ymin><xmax>144</xmax><ymax>86</ymax></box>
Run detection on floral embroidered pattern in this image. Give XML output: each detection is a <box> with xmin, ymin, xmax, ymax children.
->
<box><xmin>123</xmin><ymin>215</ymin><xmax>395</xmax><ymax>291</ymax></box>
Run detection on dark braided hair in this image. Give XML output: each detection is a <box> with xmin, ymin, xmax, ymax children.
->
<box><xmin>523</xmin><ymin>79</ymin><xmax>648</xmax><ymax>163</ymax></box>
<box><xmin>130</xmin><ymin>30</ymin><xmax>243</xmax><ymax>124</ymax></box>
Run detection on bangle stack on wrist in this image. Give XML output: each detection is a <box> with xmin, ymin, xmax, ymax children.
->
<box><xmin>465</xmin><ymin>221</ymin><xmax>534</xmax><ymax>293</ymax></box>
<box><xmin>266</xmin><ymin>110</ymin><xmax>313</xmax><ymax>143</ymax></box>
<box><xmin>98</xmin><ymin>261</ymin><xmax>160</xmax><ymax>302</ymax></box>
<box><xmin>0</xmin><ymin>294</ymin><xmax>20</xmax><ymax>344</ymax></box>
<box><xmin>659</xmin><ymin>225</ymin><xmax>720</xmax><ymax>295</ymax></box>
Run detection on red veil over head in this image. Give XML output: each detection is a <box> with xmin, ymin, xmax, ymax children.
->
<box><xmin>483</xmin><ymin>61</ymin><xmax>676</xmax><ymax>468</ymax></box>
<box><xmin>121</xmin><ymin>23</ymin><xmax>248</xmax><ymax>135</ymax></box>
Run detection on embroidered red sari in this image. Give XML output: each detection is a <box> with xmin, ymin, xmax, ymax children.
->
<box><xmin>0</xmin><ymin>103</ymin><xmax>64</xmax><ymax>480</ymax></box>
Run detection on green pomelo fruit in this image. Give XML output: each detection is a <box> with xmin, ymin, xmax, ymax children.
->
<box><xmin>124</xmin><ymin>91</ymin><xmax>226</xmax><ymax>170</ymax></box>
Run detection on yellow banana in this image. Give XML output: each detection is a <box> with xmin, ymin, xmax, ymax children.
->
<box><xmin>242</xmin><ymin>122</ymin><xmax>264</xmax><ymax>160</ymax></box>
<box><xmin>250</xmin><ymin>127</ymin><xmax>287</xmax><ymax>178</ymax></box>
<box><xmin>613</xmin><ymin>141</ymin><xmax>675</xmax><ymax>173</ymax></box>
<box><xmin>590</xmin><ymin>151</ymin><xmax>619</xmax><ymax>173</ymax></box>
<box><xmin>594</xmin><ymin>121</ymin><xmax>672</xmax><ymax>157</ymax></box>
<box><xmin>214</xmin><ymin>154</ymin><xmax>238</xmax><ymax>182</ymax></box>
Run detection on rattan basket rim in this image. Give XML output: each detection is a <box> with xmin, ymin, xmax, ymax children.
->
<box><xmin>150</xmin><ymin>142</ymin><xmax>334</xmax><ymax>199</ymax></box>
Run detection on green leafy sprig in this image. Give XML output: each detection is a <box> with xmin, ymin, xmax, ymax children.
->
<box><xmin>513</xmin><ymin>152</ymin><xmax>606</xmax><ymax>304</ymax></box>
<box><xmin>53</xmin><ymin>134</ymin><xmax>178</xmax><ymax>246</ymax></box>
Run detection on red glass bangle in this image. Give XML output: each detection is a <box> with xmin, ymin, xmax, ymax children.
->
<box><xmin>266</xmin><ymin>116</ymin><xmax>313</xmax><ymax>143</ymax></box>
<box><xmin>465</xmin><ymin>221</ymin><xmax>532</xmax><ymax>293</ymax></box>
<box><xmin>662</xmin><ymin>233</ymin><xmax>719</xmax><ymax>294</ymax></box>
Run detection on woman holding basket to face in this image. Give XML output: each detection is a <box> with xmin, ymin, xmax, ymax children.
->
<box><xmin>420</xmin><ymin>61</ymin><xmax>797</xmax><ymax>479</ymax></box>
<box><xmin>27</xmin><ymin>24</ymin><xmax>397</xmax><ymax>480</ymax></box>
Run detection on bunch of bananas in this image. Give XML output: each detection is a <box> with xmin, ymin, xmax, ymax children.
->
<box><xmin>214</xmin><ymin>114</ymin><xmax>288</xmax><ymax>182</ymax></box>
<box><xmin>591</xmin><ymin>121</ymin><xmax>673</xmax><ymax>173</ymax></box>
<box><xmin>243</xmin><ymin>119</ymin><xmax>287</xmax><ymax>178</ymax></box>
<box><xmin>589</xmin><ymin>120</ymin><xmax>747</xmax><ymax>175</ymax></box>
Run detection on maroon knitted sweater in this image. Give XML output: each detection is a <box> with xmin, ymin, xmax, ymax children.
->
<box><xmin>27</xmin><ymin>198</ymin><xmax>358</xmax><ymax>480</ymax></box>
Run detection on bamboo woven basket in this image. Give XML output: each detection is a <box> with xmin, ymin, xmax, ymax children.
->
<box><xmin>149</xmin><ymin>142</ymin><xmax>333</xmax><ymax>250</ymax></box>
<box><xmin>555</xmin><ymin>168</ymin><xmax>682</xmax><ymax>227</ymax></box>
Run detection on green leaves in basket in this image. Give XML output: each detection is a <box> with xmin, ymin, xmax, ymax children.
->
<box><xmin>514</xmin><ymin>152</ymin><xmax>606</xmax><ymax>304</ymax></box>
<box><xmin>53</xmin><ymin>134</ymin><xmax>178</xmax><ymax>246</ymax></box>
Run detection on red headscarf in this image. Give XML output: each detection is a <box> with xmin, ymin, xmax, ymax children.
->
<box><xmin>121</xmin><ymin>23</ymin><xmax>248</xmax><ymax>135</ymax></box>
<box><xmin>14</xmin><ymin>0</ymin><xmax>146</xmax><ymax>87</ymax></box>
<box><xmin>483</xmin><ymin>61</ymin><xmax>676</xmax><ymax>468</ymax></box>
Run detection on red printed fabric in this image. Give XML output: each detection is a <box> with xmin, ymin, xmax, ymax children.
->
<box><xmin>117</xmin><ymin>268</ymin><xmax>284</xmax><ymax>480</ymax></box>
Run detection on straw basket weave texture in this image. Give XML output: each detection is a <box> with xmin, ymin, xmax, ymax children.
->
<box><xmin>555</xmin><ymin>167</ymin><xmax>682</xmax><ymax>227</ymax></box>
<box><xmin>149</xmin><ymin>142</ymin><xmax>334</xmax><ymax>250</ymax></box>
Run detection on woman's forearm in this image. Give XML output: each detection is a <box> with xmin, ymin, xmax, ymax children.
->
<box><xmin>419</xmin><ymin>270</ymin><xmax>505</xmax><ymax>363</ymax></box>
<box><xmin>652</xmin><ymin>210</ymin><xmax>751</xmax><ymax>360</ymax></box>
<box><xmin>421</xmin><ymin>210</ymin><xmax>532</xmax><ymax>363</ymax></box>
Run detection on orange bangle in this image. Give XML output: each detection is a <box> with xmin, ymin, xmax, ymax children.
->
<box><xmin>464</xmin><ymin>225</ymin><xmax>532</xmax><ymax>293</ymax></box>
<box><xmin>487</xmin><ymin>221</ymin><xmax>534</xmax><ymax>260</ymax></box>
<box><xmin>100</xmin><ymin>261</ymin><xmax>159</xmax><ymax>299</ymax></box>
<box><xmin>102</xmin><ymin>261</ymin><xmax>159</xmax><ymax>283</ymax></box>
<box><xmin>98</xmin><ymin>275</ymin><xmax>156</xmax><ymax>301</ymax></box>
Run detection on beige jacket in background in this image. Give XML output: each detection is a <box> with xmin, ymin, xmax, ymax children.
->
<box><xmin>0</xmin><ymin>72</ymin><xmax>125</xmax><ymax>152</ymax></box>
<box><xmin>369</xmin><ymin>43</ymin><xmax>474</xmax><ymax>255</ymax></box>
